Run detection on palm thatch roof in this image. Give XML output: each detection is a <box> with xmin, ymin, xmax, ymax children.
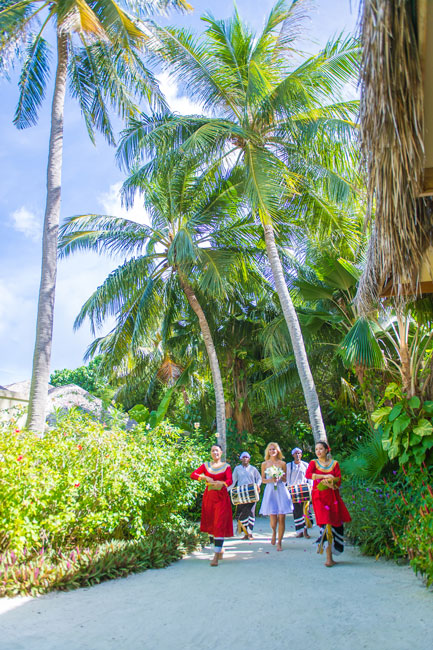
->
<box><xmin>356</xmin><ymin>0</ymin><xmax>433</xmax><ymax>313</ymax></box>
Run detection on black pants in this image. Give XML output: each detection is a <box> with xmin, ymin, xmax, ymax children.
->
<box><xmin>293</xmin><ymin>501</ymin><xmax>306</xmax><ymax>531</ymax></box>
<box><xmin>236</xmin><ymin>502</ymin><xmax>256</xmax><ymax>534</ymax></box>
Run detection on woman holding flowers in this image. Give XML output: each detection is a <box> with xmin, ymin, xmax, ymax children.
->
<box><xmin>191</xmin><ymin>444</ymin><xmax>233</xmax><ymax>567</ymax></box>
<box><xmin>305</xmin><ymin>441</ymin><xmax>351</xmax><ymax>567</ymax></box>
<box><xmin>259</xmin><ymin>442</ymin><xmax>292</xmax><ymax>550</ymax></box>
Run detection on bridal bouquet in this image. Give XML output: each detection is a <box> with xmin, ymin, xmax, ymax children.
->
<box><xmin>265</xmin><ymin>465</ymin><xmax>284</xmax><ymax>490</ymax></box>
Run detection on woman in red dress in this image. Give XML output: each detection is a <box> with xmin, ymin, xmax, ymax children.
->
<box><xmin>191</xmin><ymin>444</ymin><xmax>233</xmax><ymax>567</ymax></box>
<box><xmin>305</xmin><ymin>441</ymin><xmax>351</xmax><ymax>567</ymax></box>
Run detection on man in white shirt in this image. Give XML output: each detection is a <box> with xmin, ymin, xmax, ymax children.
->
<box><xmin>231</xmin><ymin>452</ymin><xmax>262</xmax><ymax>539</ymax></box>
<box><xmin>286</xmin><ymin>447</ymin><xmax>313</xmax><ymax>538</ymax></box>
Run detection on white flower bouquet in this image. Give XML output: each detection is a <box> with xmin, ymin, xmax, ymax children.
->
<box><xmin>265</xmin><ymin>465</ymin><xmax>284</xmax><ymax>490</ymax></box>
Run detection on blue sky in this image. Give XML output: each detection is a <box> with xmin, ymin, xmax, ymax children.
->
<box><xmin>0</xmin><ymin>0</ymin><xmax>358</xmax><ymax>386</ymax></box>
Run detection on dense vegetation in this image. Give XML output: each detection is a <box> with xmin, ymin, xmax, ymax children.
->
<box><xmin>2</xmin><ymin>0</ymin><xmax>433</xmax><ymax>591</ymax></box>
<box><xmin>0</xmin><ymin>411</ymin><xmax>207</xmax><ymax>595</ymax></box>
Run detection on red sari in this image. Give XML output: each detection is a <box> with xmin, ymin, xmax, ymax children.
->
<box><xmin>305</xmin><ymin>460</ymin><xmax>351</xmax><ymax>527</ymax></box>
<box><xmin>191</xmin><ymin>462</ymin><xmax>233</xmax><ymax>538</ymax></box>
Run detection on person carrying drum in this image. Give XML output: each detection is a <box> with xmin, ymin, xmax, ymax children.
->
<box><xmin>286</xmin><ymin>447</ymin><xmax>313</xmax><ymax>538</ymax></box>
<box><xmin>231</xmin><ymin>452</ymin><xmax>262</xmax><ymax>539</ymax></box>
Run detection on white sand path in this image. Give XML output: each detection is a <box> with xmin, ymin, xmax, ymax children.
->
<box><xmin>0</xmin><ymin>518</ymin><xmax>432</xmax><ymax>650</ymax></box>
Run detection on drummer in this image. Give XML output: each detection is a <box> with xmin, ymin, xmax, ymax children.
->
<box><xmin>231</xmin><ymin>452</ymin><xmax>262</xmax><ymax>539</ymax></box>
<box><xmin>286</xmin><ymin>447</ymin><xmax>313</xmax><ymax>538</ymax></box>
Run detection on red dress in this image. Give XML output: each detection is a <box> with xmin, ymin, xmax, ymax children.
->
<box><xmin>305</xmin><ymin>460</ymin><xmax>351</xmax><ymax>527</ymax></box>
<box><xmin>191</xmin><ymin>462</ymin><xmax>233</xmax><ymax>538</ymax></box>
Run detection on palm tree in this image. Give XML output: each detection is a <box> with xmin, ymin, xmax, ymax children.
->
<box><xmin>116</xmin><ymin>0</ymin><xmax>360</xmax><ymax>442</ymax></box>
<box><xmin>0</xmin><ymin>0</ymin><xmax>190</xmax><ymax>432</ymax></box>
<box><xmin>58</xmin><ymin>155</ymin><xmax>262</xmax><ymax>455</ymax></box>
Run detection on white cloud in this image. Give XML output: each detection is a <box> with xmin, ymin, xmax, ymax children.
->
<box><xmin>98</xmin><ymin>182</ymin><xmax>150</xmax><ymax>225</ymax></box>
<box><xmin>11</xmin><ymin>206</ymin><xmax>41</xmax><ymax>241</ymax></box>
<box><xmin>158</xmin><ymin>71</ymin><xmax>203</xmax><ymax>115</ymax></box>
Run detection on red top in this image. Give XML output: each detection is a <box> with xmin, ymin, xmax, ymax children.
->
<box><xmin>191</xmin><ymin>462</ymin><xmax>233</xmax><ymax>538</ymax></box>
<box><xmin>305</xmin><ymin>459</ymin><xmax>351</xmax><ymax>527</ymax></box>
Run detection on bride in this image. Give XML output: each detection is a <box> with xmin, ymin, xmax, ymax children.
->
<box><xmin>259</xmin><ymin>442</ymin><xmax>293</xmax><ymax>550</ymax></box>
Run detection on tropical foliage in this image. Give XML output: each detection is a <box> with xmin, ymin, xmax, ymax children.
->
<box><xmin>117</xmin><ymin>0</ymin><xmax>361</xmax><ymax>441</ymax></box>
<box><xmin>3</xmin><ymin>0</ymin><xmax>433</xmax><ymax>589</ymax></box>
<box><xmin>49</xmin><ymin>356</ymin><xmax>113</xmax><ymax>401</ymax></box>
<box><xmin>58</xmin><ymin>153</ymin><xmax>266</xmax><ymax>454</ymax></box>
<box><xmin>0</xmin><ymin>0</ymin><xmax>190</xmax><ymax>433</ymax></box>
<box><xmin>0</xmin><ymin>410</ymin><xmax>205</xmax><ymax>553</ymax></box>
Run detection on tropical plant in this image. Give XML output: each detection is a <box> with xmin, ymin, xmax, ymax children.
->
<box><xmin>118</xmin><ymin>0</ymin><xmax>360</xmax><ymax>442</ymax></box>
<box><xmin>340</xmin><ymin>427</ymin><xmax>390</xmax><ymax>479</ymax></box>
<box><xmin>0</xmin><ymin>410</ymin><xmax>206</xmax><ymax>554</ymax></box>
<box><xmin>49</xmin><ymin>355</ymin><xmax>113</xmax><ymax>400</ymax></box>
<box><xmin>58</xmin><ymin>154</ymin><xmax>264</xmax><ymax>455</ymax></box>
<box><xmin>0</xmin><ymin>0</ymin><xmax>190</xmax><ymax>432</ymax></box>
<box><xmin>371</xmin><ymin>382</ymin><xmax>433</xmax><ymax>466</ymax></box>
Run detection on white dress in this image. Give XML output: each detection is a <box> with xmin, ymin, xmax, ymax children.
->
<box><xmin>259</xmin><ymin>467</ymin><xmax>293</xmax><ymax>515</ymax></box>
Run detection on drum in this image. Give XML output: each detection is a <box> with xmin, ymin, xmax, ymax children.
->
<box><xmin>288</xmin><ymin>483</ymin><xmax>312</xmax><ymax>503</ymax></box>
<box><xmin>230</xmin><ymin>483</ymin><xmax>260</xmax><ymax>505</ymax></box>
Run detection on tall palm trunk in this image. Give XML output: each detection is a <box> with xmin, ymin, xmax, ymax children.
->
<box><xmin>26</xmin><ymin>32</ymin><xmax>68</xmax><ymax>432</ymax></box>
<box><xmin>179</xmin><ymin>275</ymin><xmax>227</xmax><ymax>457</ymax></box>
<box><xmin>263</xmin><ymin>224</ymin><xmax>327</xmax><ymax>443</ymax></box>
<box><xmin>396</xmin><ymin>310</ymin><xmax>413</xmax><ymax>396</ymax></box>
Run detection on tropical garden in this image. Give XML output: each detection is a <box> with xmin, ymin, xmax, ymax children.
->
<box><xmin>1</xmin><ymin>0</ymin><xmax>433</xmax><ymax>596</ymax></box>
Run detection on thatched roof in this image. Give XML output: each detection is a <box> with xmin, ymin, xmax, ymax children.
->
<box><xmin>356</xmin><ymin>0</ymin><xmax>433</xmax><ymax>313</ymax></box>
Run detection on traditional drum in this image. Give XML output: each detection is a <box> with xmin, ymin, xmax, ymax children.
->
<box><xmin>288</xmin><ymin>483</ymin><xmax>312</xmax><ymax>503</ymax></box>
<box><xmin>230</xmin><ymin>483</ymin><xmax>260</xmax><ymax>505</ymax></box>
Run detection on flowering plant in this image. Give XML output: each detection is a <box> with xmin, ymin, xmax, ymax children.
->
<box><xmin>265</xmin><ymin>465</ymin><xmax>284</xmax><ymax>490</ymax></box>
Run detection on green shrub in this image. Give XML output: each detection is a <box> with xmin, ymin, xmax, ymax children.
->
<box><xmin>393</xmin><ymin>465</ymin><xmax>433</xmax><ymax>586</ymax></box>
<box><xmin>0</xmin><ymin>411</ymin><xmax>206</xmax><ymax>555</ymax></box>
<box><xmin>341</xmin><ymin>476</ymin><xmax>405</xmax><ymax>558</ymax></box>
<box><xmin>0</xmin><ymin>521</ymin><xmax>207</xmax><ymax>597</ymax></box>
<box><xmin>371</xmin><ymin>382</ymin><xmax>433</xmax><ymax>466</ymax></box>
<box><xmin>342</xmin><ymin>465</ymin><xmax>433</xmax><ymax>586</ymax></box>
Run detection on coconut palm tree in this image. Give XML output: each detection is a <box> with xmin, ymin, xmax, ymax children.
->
<box><xmin>0</xmin><ymin>0</ymin><xmax>190</xmax><ymax>432</ymax></box>
<box><xmin>58</xmin><ymin>154</ymin><xmax>263</xmax><ymax>455</ymax></box>
<box><xmin>116</xmin><ymin>0</ymin><xmax>360</xmax><ymax>442</ymax></box>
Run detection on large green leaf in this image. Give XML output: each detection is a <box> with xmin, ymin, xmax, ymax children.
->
<box><xmin>388</xmin><ymin>403</ymin><xmax>403</xmax><ymax>422</ymax></box>
<box><xmin>413</xmin><ymin>418</ymin><xmax>433</xmax><ymax>438</ymax></box>
<box><xmin>408</xmin><ymin>395</ymin><xmax>420</xmax><ymax>409</ymax></box>
<box><xmin>371</xmin><ymin>406</ymin><xmax>392</xmax><ymax>428</ymax></box>
<box><xmin>392</xmin><ymin>413</ymin><xmax>411</xmax><ymax>435</ymax></box>
<box><xmin>422</xmin><ymin>400</ymin><xmax>433</xmax><ymax>414</ymax></box>
<box><xmin>149</xmin><ymin>387</ymin><xmax>175</xmax><ymax>428</ymax></box>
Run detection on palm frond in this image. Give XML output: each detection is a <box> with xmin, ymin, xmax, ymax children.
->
<box><xmin>338</xmin><ymin>317</ymin><xmax>385</xmax><ymax>370</ymax></box>
<box><xmin>59</xmin><ymin>213</ymin><xmax>154</xmax><ymax>258</ymax></box>
<box><xmin>13</xmin><ymin>32</ymin><xmax>51</xmax><ymax>128</ymax></box>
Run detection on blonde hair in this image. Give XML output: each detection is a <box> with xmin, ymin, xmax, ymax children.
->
<box><xmin>264</xmin><ymin>442</ymin><xmax>283</xmax><ymax>461</ymax></box>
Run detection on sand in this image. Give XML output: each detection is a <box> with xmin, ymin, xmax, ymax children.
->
<box><xmin>0</xmin><ymin>518</ymin><xmax>431</xmax><ymax>650</ymax></box>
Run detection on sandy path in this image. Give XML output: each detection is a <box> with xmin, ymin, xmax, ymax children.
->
<box><xmin>0</xmin><ymin>518</ymin><xmax>431</xmax><ymax>650</ymax></box>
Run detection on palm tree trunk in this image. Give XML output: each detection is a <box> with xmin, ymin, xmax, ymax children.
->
<box><xmin>396</xmin><ymin>311</ymin><xmax>413</xmax><ymax>396</ymax></box>
<box><xmin>263</xmin><ymin>223</ymin><xmax>327</xmax><ymax>443</ymax></box>
<box><xmin>233</xmin><ymin>357</ymin><xmax>253</xmax><ymax>434</ymax></box>
<box><xmin>179</xmin><ymin>275</ymin><xmax>227</xmax><ymax>456</ymax></box>
<box><xmin>354</xmin><ymin>364</ymin><xmax>375</xmax><ymax>423</ymax></box>
<box><xmin>26</xmin><ymin>32</ymin><xmax>68</xmax><ymax>432</ymax></box>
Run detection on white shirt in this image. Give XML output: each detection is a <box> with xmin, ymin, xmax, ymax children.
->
<box><xmin>285</xmin><ymin>460</ymin><xmax>312</xmax><ymax>486</ymax></box>
<box><xmin>231</xmin><ymin>463</ymin><xmax>262</xmax><ymax>489</ymax></box>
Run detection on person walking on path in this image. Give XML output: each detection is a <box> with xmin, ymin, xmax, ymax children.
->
<box><xmin>191</xmin><ymin>444</ymin><xmax>233</xmax><ymax>567</ymax></box>
<box><xmin>305</xmin><ymin>441</ymin><xmax>351</xmax><ymax>567</ymax></box>
<box><xmin>286</xmin><ymin>447</ymin><xmax>313</xmax><ymax>538</ymax></box>
<box><xmin>231</xmin><ymin>451</ymin><xmax>262</xmax><ymax>539</ymax></box>
<box><xmin>259</xmin><ymin>442</ymin><xmax>292</xmax><ymax>551</ymax></box>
